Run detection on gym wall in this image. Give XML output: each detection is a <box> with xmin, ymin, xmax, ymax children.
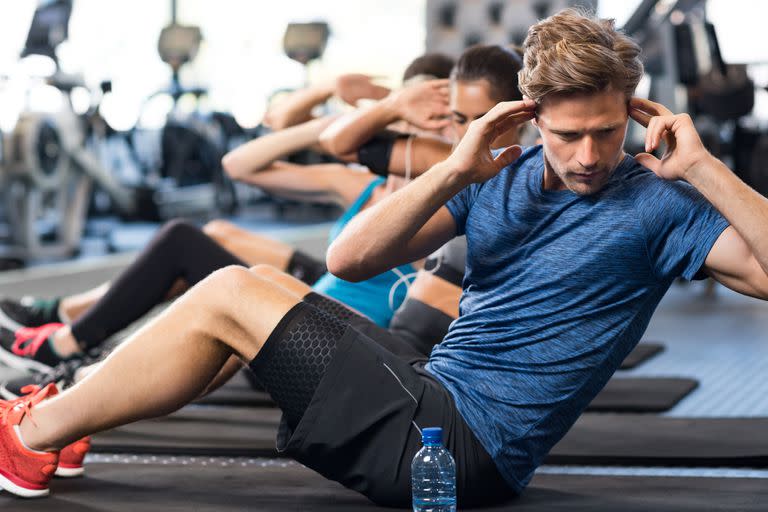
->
<box><xmin>425</xmin><ymin>0</ymin><xmax>597</xmax><ymax>55</ymax></box>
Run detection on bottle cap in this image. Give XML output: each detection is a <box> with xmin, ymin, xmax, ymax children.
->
<box><xmin>422</xmin><ymin>427</ymin><xmax>443</xmax><ymax>444</ymax></box>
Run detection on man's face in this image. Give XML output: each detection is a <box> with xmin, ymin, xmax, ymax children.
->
<box><xmin>534</xmin><ymin>88</ymin><xmax>629</xmax><ymax>195</ymax></box>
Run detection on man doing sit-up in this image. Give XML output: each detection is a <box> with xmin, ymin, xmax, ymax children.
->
<box><xmin>0</xmin><ymin>8</ymin><xmax>766</xmax><ymax>509</ymax></box>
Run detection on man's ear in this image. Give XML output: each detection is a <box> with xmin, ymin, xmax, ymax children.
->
<box><xmin>531</xmin><ymin>117</ymin><xmax>539</xmax><ymax>128</ymax></box>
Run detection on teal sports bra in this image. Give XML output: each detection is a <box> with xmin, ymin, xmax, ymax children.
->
<box><xmin>312</xmin><ymin>177</ymin><xmax>415</xmax><ymax>326</ymax></box>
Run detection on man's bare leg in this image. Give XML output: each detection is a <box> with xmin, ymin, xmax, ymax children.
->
<box><xmin>197</xmin><ymin>264</ymin><xmax>313</xmax><ymax>396</ymax></box>
<box><xmin>18</xmin><ymin>265</ymin><xmax>300</xmax><ymax>452</ymax></box>
<box><xmin>62</xmin><ymin>265</ymin><xmax>314</xmax><ymax>397</ymax></box>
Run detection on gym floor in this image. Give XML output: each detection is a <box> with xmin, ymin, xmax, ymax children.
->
<box><xmin>1</xmin><ymin>222</ymin><xmax>767</xmax><ymax>509</ymax></box>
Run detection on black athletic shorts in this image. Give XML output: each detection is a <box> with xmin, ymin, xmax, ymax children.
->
<box><xmin>253</xmin><ymin>302</ymin><xmax>513</xmax><ymax>508</ymax></box>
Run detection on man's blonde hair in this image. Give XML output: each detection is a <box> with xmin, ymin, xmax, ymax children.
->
<box><xmin>518</xmin><ymin>9</ymin><xmax>643</xmax><ymax>102</ymax></box>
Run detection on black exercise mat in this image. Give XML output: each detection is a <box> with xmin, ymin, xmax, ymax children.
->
<box><xmin>548</xmin><ymin>414</ymin><xmax>768</xmax><ymax>466</ymax></box>
<box><xmin>93</xmin><ymin>377</ymin><xmax>697</xmax><ymax>456</ymax></box>
<box><xmin>200</xmin><ymin>375</ymin><xmax>695</xmax><ymax>412</ymax></box>
<box><xmin>619</xmin><ymin>342</ymin><xmax>664</xmax><ymax>369</ymax></box>
<box><xmin>586</xmin><ymin>377</ymin><xmax>697</xmax><ymax>412</ymax></box>
<box><xmin>194</xmin><ymin>371</ymin><xmax>273</xmax><ymax>407</ymax></box>
<box><xmin>91</xmin><ymin>406</ymin><xmax>281</xmax><ymax>457</ymax></box>
<box><xmin>1</xmin><ymin>461</ymin><xmax>766</xmax><ymax>511</ymax></box>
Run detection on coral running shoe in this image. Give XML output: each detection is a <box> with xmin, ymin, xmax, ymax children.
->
<box><xmin>0</xmin><ymin>383</ymin><xmax>59</xmax><ymax>498</ymax></box>
<box><xmin>56</xmin><ymin>436</ymin><xmax>91</xmax><ymax>478</ymax></box>
<box><xmin>13</xmin><ymin>384</ymin><xmax>92</xmax><ymax>479</ymax></box>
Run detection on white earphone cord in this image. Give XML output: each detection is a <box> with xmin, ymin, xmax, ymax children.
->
<box><xmin>387</xmin><ymin>133</ymin><xmax>445</xmax><ymax>312</ymax></box>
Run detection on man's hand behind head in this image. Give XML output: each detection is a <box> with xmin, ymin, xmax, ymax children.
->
<box><xmin>629</xmin><ymin>97</ymin><xmax>712</xmax><ymax>182</ymax></box>
<box><xmin>445</xmin><ymin>99</ymin><xmax>536</xmax><ymax>186</ymax></box>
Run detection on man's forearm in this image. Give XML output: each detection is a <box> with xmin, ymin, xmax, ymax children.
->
<box><xmin>327</xmin><ymin>161</ymin><xmax>466</xmax><ymax>281</ymax></box>
<box><xmin>686</xmin><ymin>156</ymin><xmax>768</xmax><ymax>275</ymax></box>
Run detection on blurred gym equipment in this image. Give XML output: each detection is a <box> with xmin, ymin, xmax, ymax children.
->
<box><xmin>283</xmin><ymin>22</ymin><xmax>330</xmax><ymax>66</ymax></box>
<box><xmin>0</xmin><ymin>0</ymin><xmax>135</xmax><ymax>266</ymax></box>
<box><xmin>622</xmin><ymin>0</ymin><xmax>768</xmax><ymax>197</ymax></box>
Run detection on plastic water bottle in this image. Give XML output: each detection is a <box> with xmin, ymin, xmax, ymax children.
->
<box><xmin>411</xmin><ymin>427</ymin><xmax>456</xmax><ymax>512</ymax></box>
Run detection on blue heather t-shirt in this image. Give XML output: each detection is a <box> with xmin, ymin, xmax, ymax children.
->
<box><xmin>426</xmin><ymin>145</ymin><xmax>729</xmax><ymax>492</ymax></box>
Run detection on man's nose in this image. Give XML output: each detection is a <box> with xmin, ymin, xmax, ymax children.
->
<box><xmin>577</xmin><ymin>136</ymin><xmax>599</xmax><ymax>168</ymax></box>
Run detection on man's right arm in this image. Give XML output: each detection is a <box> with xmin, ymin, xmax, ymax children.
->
<box><xmin>326</xmin><ymin>160</ymin><xmax>465</xmax><ymax>281</ymax></box>
<box><xmin>327</xmin><ymin>99</ymin><xmax>536</xmax><ymax>281</ymax></box>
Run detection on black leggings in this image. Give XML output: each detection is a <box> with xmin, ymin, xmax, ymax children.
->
<box><xmin>71</xmin><ymin>220</ymin><xmax>323</xmax><ymax>350</ymax></box>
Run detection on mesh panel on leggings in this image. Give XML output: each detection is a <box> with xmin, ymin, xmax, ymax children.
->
<box><xmin>252</xmin><ymin>305</ymin><xmax>346</xmax><ymax>430</ymax></box>
<box><xmin>302</xmin><ymin>292</ymin><xmax>359</xmax><ymax>323</ymax></box>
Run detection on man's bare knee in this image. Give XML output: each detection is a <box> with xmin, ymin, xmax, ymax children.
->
<box><xmin>249</xmin><ymin>263</ymin><xmax>283</xmax><ymax>280</ymax></box>
<box><xmin>201</xmin><ymin>265</ymin><xmax>262</xmax><ymax>300</ymax></box>
<box><xmin>187</xmin><ymin>265</ymin><xmax>293</xmax><ymax>358</ymax></box>
<box><xmin>248</xmin><ymin>263</ymin><xmax>310</xmax><ymax>298</ymax></box>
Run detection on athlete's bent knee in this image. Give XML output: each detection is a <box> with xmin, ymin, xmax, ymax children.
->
<box><xmin>248</xmin><ymin>263</ymin><xmax>282</xmax><ymax>279</ymax></box>
<box><xmin>202</xmin><ymin>219</ymin><xmax>237</xmax><ymax>241</ymax></box>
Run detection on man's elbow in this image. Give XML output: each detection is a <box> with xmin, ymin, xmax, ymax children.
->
<box><xmin>326</xmin><ymin>242</ymin><xmax>367</xmax><ymax>282</ymax></box>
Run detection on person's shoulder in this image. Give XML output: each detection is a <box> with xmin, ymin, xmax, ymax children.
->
<box><xmin>489</xmin><ymin>145</ymin><xmax>542</xmax><ymax>182</ymax></box>
<box><xmin>616</xmin><ymin>155</ymin><xmax>657</xmax><ymax>184</ymax></box>
<box><xmin>496</xmin><ymin>144</ymin><xmax>541</xmax><ymax>170</ymax></box>
<box><xmin>617</xmin><ymin>154</ymin><xmax>694</xmax><ymax>195</ymax></box>
<box><xmin>616</xmin><ymin>155</ymin><xmax>706</xmax><ymax>212</ymax></box>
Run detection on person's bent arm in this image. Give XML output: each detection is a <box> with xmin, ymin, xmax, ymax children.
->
<box><xmin>631</xmin><ymin>97</ymin><xmax>768</xmax><ymax>299</ymax></box>
<box><xmin>702</xmin><ymin>226</ymin><xmax>768</xmax><ymax>299</ymax></box>
<box><xmin>240</xmin><ymin>161</ymin><xmax>373</xmax><ymax>206</ymax></box>
<box><xmin>320</xmin><ymin>79</ymin><xmax>450</xmax><ymax>156</ymax></box>
<box><xmin>327</xmin><ymin>165</ymin><xmax>459</xmax><ymax>282</ymax></box>
<box><xmin>690</xmin><ymin>160</ymin><xmax>768</xmax><ymax>298</ymax></box>
<box><xmin>264</xmin><ymin>82</ymin><xmax>335</xmax><ymax>130</ymax></box>
<box><xmin>265</xmin><ymin>74</ymin><xmax>390</xmax><ymax>130</ymax></box>
<box><xmin>388</xmin><ymin>135</ymin><xmax>452</xmax><ymax>177</ymax></box>
<box><xmin>221</xmin><ymin>116</ymin><xmax>338</xmax><ymax>180</ymax></box>
<box><xmin>327</xmin><ymin>99</ymin><xmax>536</xmax><ymax>281</ymax></box>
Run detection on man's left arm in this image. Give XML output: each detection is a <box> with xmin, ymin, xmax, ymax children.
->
<box><xmin>701</xmin><ymin>224</ymin><xmax>768</xmax><ymax>299</ymax></box>
<box><xmin>630</xmin><ymin>97</ymin><xmax>768</xmax><ymax>299</ymax></box>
